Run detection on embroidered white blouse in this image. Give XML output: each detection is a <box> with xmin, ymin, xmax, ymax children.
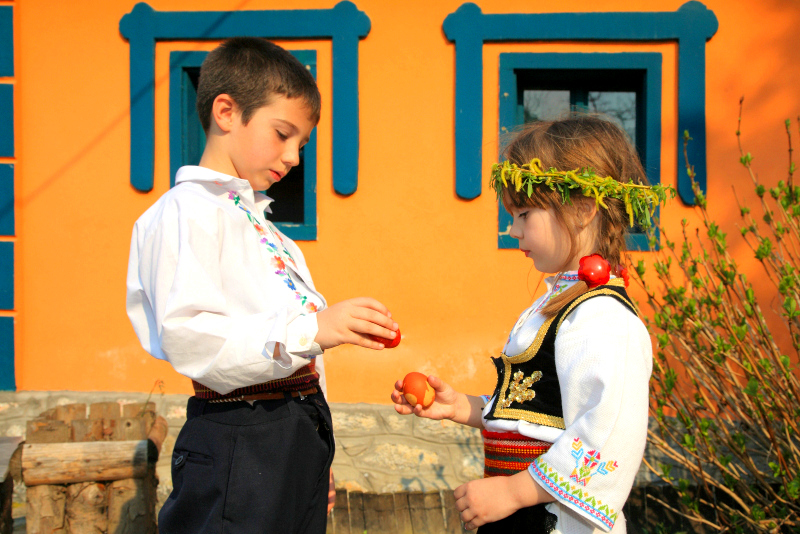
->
<box><xmin>126</xmin><ymin>166</ymin><xmax>328</xmax><ymax>396</ymax></box>
<box><xmin>482</xmin><ymin>273</ymin><xmax>652</xmax><ymax>533</ymax></box>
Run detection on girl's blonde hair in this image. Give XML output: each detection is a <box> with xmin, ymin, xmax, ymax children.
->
<box><xmin>501</xmin><ymin>114</ymin><xmax>648</xmax><ymax>318</ymax></box>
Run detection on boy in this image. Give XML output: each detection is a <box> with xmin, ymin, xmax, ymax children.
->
<box><xmin>126</xmin><ymin>38</ymin><xmax>397</xmax><ymax>533</ymax></box>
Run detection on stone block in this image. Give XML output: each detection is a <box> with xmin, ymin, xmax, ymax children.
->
<box><xmin>330</xmin><ymin>404</ymin><xmax>382</xmax><ymax>436</ymax></box>
<box><xmin>377</xmin><ymin>409</ymin><xmax>412</xmax><ymax>435</ymax></box>
<box><xmin>412</xmin><ymin>416</ymin><xmax>481</xmax><ymax>443</ymax></box>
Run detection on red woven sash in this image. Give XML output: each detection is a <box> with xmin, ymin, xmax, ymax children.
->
<box><xmin>482</xmin><ymin>429</ymin><xmax>552</xmax><ymax>477</ymax></box>
<box><xmin>192</xmin><ymin>361</ymin><xmax>320</xmax><ymax>400</ymax></box>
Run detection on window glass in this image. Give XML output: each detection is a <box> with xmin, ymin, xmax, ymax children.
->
<box><xmin>523</xmin><ymin>90</ymin><xmax>569</xmax><ymax>123</ymax></box>
<box><xmin>587</xmin><ymin>91</ymin><xmax>636</xmax><ymax>143</ymax></box>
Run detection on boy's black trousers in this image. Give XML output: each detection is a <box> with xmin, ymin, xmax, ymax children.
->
<box><xmin>158</xmin><ymin>391</ymin><xmax>334</xmax><ymax>534</ymax></box>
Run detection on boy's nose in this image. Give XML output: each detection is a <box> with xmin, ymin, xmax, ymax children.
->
<box><xmin>282</xmin><ymin>147</ymin><xmax>300</xmax><ymax>168</ymax></box>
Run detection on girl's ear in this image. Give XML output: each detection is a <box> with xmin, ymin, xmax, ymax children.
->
<box><xmin>576</xmin><ymin>201</ymin><xmax>599</xmax><ymax>230</ymax></box>
<box><xmin>210</xmin><ymin>93</ymin><xmax>237</xmax><ymax>133</ymax></box>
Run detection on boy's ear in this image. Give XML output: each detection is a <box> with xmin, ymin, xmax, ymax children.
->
<box><xmin>210</xmin><ymin>94</ymin><xmax>237</xmax><ymax>133</ymax></box>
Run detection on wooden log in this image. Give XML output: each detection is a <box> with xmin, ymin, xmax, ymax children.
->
<box><xmin>107</xmin><ymin>472</ymin><xmax>157</xmax><ymax>534</ymax></box>
<box><xmin>347</xmin><ymin>491</ymin><xmax>365</xmax><ymax>533</ymax></box>
<box><xmin>1</xmin><ymin>474</ymin><xmax>11</xmax><ymax>534</ymax></box>
<box><xmin>146</xmin><ymin>415</ymin><xmax>168</xmax><ymax>456</ymax></box>
<box><xmin>441</xmin><ymin>489</ymin><xmax>466</xmax><ymax>533</ymax></box>
<box><xmin>122</xmin><ymin>403</ymin><xmax>156</xmax><ymax>433</ymax></box>
<box><xmin>332</xmin><ymin>488</ymin><xmax>349</xmax><ymax>534</ymax></box>
<box><xmin>114</xmin><ymin>418</ymin><xmax>147</xmax><ymax>441</ymax></box>
<box><xmin>65</xmin><ymin>482</ymin><xmax>107</xmax><ymax>534</ymax></box>
<box><xmin>26</xmin><ymin>419</ymin><xmax>70</xmax><ymax>444</ymax></box>
<box><xmin>393</xmin><ymin>492</ymin><xmax>414</xmax><ymax>534</ymax></box>
<box><xmin>363</xmin><ymin>492</ymin><xmax>396</xmax><ymax>534</ymax></box>
<box><xmin>54</xmin><ymin>403</ymin><xmax>87</xmax><ymax>424</ymax></box>
<box><xmin>22</xmin><ymin>440</ymin><xmax>156</xmax><ymax>486</ymax></box>
<box><xmin>408</xmin><ymin>491</ymin><xmax>445</xmax><ymax>534</ymax></box>
<box><xmin>26</xmin><ymin>484</ymin><xmax>67</xmax><ymax>534</ymax></box>
<box><xmin>102</xmin><ymin>418</ymin><xmax>118</xmax><ymax>441</ymax></box>
<box><xmin>121</xmin><ymin>402</ymin><xmax>155</xmax><ymax>419</ymax></box>
<box><xmin>89</xmin><ymin>402</ymin><xmax>120</xmax><ymax>420</ymax></box>
<box><xmin>72</xmin><ymin>419</ymin><xmax>104</xmax><ymax>442</ymax></box>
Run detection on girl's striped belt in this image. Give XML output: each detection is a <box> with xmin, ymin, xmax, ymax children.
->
<box><xmin>482</xmin><ymin>429</ymin><xmax>552</xmax><ymax>478</ymax></box>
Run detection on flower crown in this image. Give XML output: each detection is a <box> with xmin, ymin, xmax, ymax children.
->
<box><xmin>490</xmin><ymin>158</ymin><xmax>675</xmax><ymax>229</ymax></box>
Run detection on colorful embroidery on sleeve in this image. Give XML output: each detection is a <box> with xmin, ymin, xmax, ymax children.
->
<box><xmin>228</xmin><ymin>191</ymin><xmax>318</xmax><ymax>313</ymax></box>
<box><xmin>569</xmin><ymin>438</ymin><xmax>618</xmax><ymax>486</ymax></box>
<box><xmin>530</xmin><ymin>457</ymin><xmax>618</xmax><ymax>530</ymax></box>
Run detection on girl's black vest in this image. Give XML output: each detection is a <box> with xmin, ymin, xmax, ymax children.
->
<box><xmin>484</xmin><ymin>279</ymin><xmax>638</xmax><ymax>428</ymax></box>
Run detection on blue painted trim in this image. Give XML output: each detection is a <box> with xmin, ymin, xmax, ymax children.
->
<box><xmin>0</xmin><ymin>241</ymin><xmax>12</xmax><ymax>310</ymax></box>
<box><xmin>168</xmin><ymin>51</ymin><xmax>208</xmax><ymax>186</ymax></box>
<box><xmin>0</xmin><ymin>316</ymin><xmax>13</xmax><ymax>390</ymax></box>
<box><xmin>443</xmin><ymin>1</ymin><xmax>717</xmax><ymax>203</ymax></box>
<box><xmin>120</xmin><ymin>2</ymin><xmax>370</xmax><ymax>195</ymax></box>
<box><xmin>168</xmin><ymin>50</ymin><xmax>318</xmax><ymax>241</ymax></box>
<box><xmin>0</xmin><ymin>6</ymin><xmax>12</xmax><ymax>77</ymax></box>
<box><xmin>0</xmin><ymin>84</ymin><xmax>12</xmax><ymax>157</ymax></box>
<box><xmin>0</xmin><ymin>164</ymin><xmax>12</xmax><ymax>236</ymax></box>
<box><xmin>497</xmin><ymin>53</ymin><xmax>661</xmax><ymax>251</ymax></box>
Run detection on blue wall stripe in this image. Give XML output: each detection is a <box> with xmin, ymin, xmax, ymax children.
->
<box><xmin>0</xmin><ymin>316</ymin><xmax>13</xmax><ymax>390</ymax></box>
<box><xmin>120</xmin><ymin>1</ymin><xmax>370</xmax><ymax>195</ymax></box>
<box><xmin>0</xmin><ymin>6</ymin><xmax>12</xmax><ymax>78</ymax></box>
<box><xmin>0</xmin><ymin>241</ymin><xmax>12</xmax><ymax>310</ymax></box>
<box><xmin>0</xmin><ymin>84</ymin><xmax>12</xmax><ymax>158</ymax></box>
<box><xmin>442</xmin><ymin>1</ymin><xmax>718</xmax><ymax>203</ymax></box>
<box><xmin>0</xmin><ymin>164</ymin><xmax>12</xmax><ymax>236</ymax></box>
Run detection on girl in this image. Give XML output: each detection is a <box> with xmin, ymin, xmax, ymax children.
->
<box><xmin>392</xmin><ymin>115</ymin><xmax>671</xmax><ymax>533</ymax></box>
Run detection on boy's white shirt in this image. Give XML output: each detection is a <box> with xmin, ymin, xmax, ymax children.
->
<box><xmin>482</xmin><ymin>274</ymin><xmax>652</xmax><ymax>533</ymax></box>
<box><xmin>126</xmin><ymin>165</ymin><xmax>328</xmax><ymax>396</ymax></box>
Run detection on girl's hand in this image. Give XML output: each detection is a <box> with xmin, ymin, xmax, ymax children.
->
<box><xmin>454</xmin><ymin>470</ymin><xmax>555</xmax><ymax>530</ymax></box>
<box><xmin>390</xmin><ymin>375</ymin><xmax>460</xmax><ymax>421</ymax></box>
<box><xmin>315</xmin><ymin>297</ymin><xmax>397</xmax><ymax>350</ymax></box>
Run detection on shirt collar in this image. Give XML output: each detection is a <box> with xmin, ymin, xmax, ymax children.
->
<box><xmin>175</xmin><ymin>166</ymin><xmax>274</xmax><ymax>214</ymax></box>
<box><xmin>544</xmin><ymin>269</ymin><xmax>618</xmax><ymax>290</ymax></box>
<box><xmin>544</xmin><ymin>270</ymin><xmax>580</xmax><ymax>290</ymax></box>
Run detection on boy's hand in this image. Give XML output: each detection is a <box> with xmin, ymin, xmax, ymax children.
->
<box><xmin>454</xmin><ymin>470</ymin><xmax>554</xmax><ymax>530</ymax></box>
<box><xmin>391</xmin><ymin>375</ymin><xmax>462</xmax><ymax>421</ymax></box>
<box><xmin>315</xmin><ymin>297</ymin><xmax>397</xmax><ymax>350</ymax></box>
<box><xmin>327</xmin><ymin>470</ymin><xmax>335</xmax><ymax>515</ymax></box>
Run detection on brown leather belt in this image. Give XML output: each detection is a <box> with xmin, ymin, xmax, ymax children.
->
<box><xmin>205</xmin><ymin>386</ymin><xmax>319</xmax><ymax>403</ymax></box>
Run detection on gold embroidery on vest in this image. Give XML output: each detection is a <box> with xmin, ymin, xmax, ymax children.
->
<box><xmin>490</xmin><ymin>280</ymin><xmax>634</xmax><ymax>429</ymax></box>
<box><xmin>500</xmin><ymin>370</ymin><xmax>543</xmax><ymax>408</ymax></box>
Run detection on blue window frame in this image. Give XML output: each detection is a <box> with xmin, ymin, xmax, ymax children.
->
<box><xmin>498</xmin><ymin>53</ymin><xmax>662</xmax><ymax>251</ymax></box>
<box><xmin>0</xmin><ymin>4</ymin><xmax>13</xmax><ymax>391</ymax></box>
<box><xmin>442</xmin><ymin>1</ymin><xmax>718</xmax><ymax>205</ymax></box>
<box><xmin>169</xmin><ymin>50</ymin><xmax>318</xmax><ymax>241</ymax></box>
<box><xmin>120</xmin><ymin>1</ymin><xmax>370</xmax><ymax>195</ymax></box>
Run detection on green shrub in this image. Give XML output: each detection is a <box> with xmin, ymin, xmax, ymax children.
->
<box><xmin>635</xmin><ymin>100</ymin><xmax>800</xmax><ymax>533</ymax></box>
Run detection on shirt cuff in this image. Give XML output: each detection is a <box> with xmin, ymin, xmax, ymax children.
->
<box><xmin>283</xmin><ymin>313</ymin><xmax>323</xmax><ymax>358</ymax></box>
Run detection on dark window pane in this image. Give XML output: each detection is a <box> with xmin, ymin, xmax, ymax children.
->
<box><xmin>523</xmin><ymin>90</ymin><xmax>570</xmax><ymax>123</ymax></box>
<box><xmin>587</xmin><ymin>91</ymin><xmax>636</xmax><ymax>143</ymax></box>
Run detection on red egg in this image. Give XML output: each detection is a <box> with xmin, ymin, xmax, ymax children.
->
<box><xmin>402</xmin><ymin>372</ymin><xmax>435</xmax><ymax>408</ymax></box>
<box><xmin>370</xmin><ymin>328</ymin><xmax>401</xmax><ymax>349</ymax></box>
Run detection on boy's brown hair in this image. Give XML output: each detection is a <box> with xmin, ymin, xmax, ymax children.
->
<box><xmin>196</xmin><ymin>37</ymin><xmax>321</xmax><ymax>132</ymax></box>
<box><xmin>501</xmin><ymin>114</ymin><xmax>649</xmax><ymax>317</ymax></box>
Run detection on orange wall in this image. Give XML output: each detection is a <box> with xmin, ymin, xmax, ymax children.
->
<box><xmin>11</xmin><ymin>0</ymin><xmax>800</xmax><ymax>402</ymax></box>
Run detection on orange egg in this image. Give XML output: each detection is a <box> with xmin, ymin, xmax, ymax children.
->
<box><xmin>402</xmin><ymin>372</ymin><xmax>435</xmax><ymax>408</ymax></box>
